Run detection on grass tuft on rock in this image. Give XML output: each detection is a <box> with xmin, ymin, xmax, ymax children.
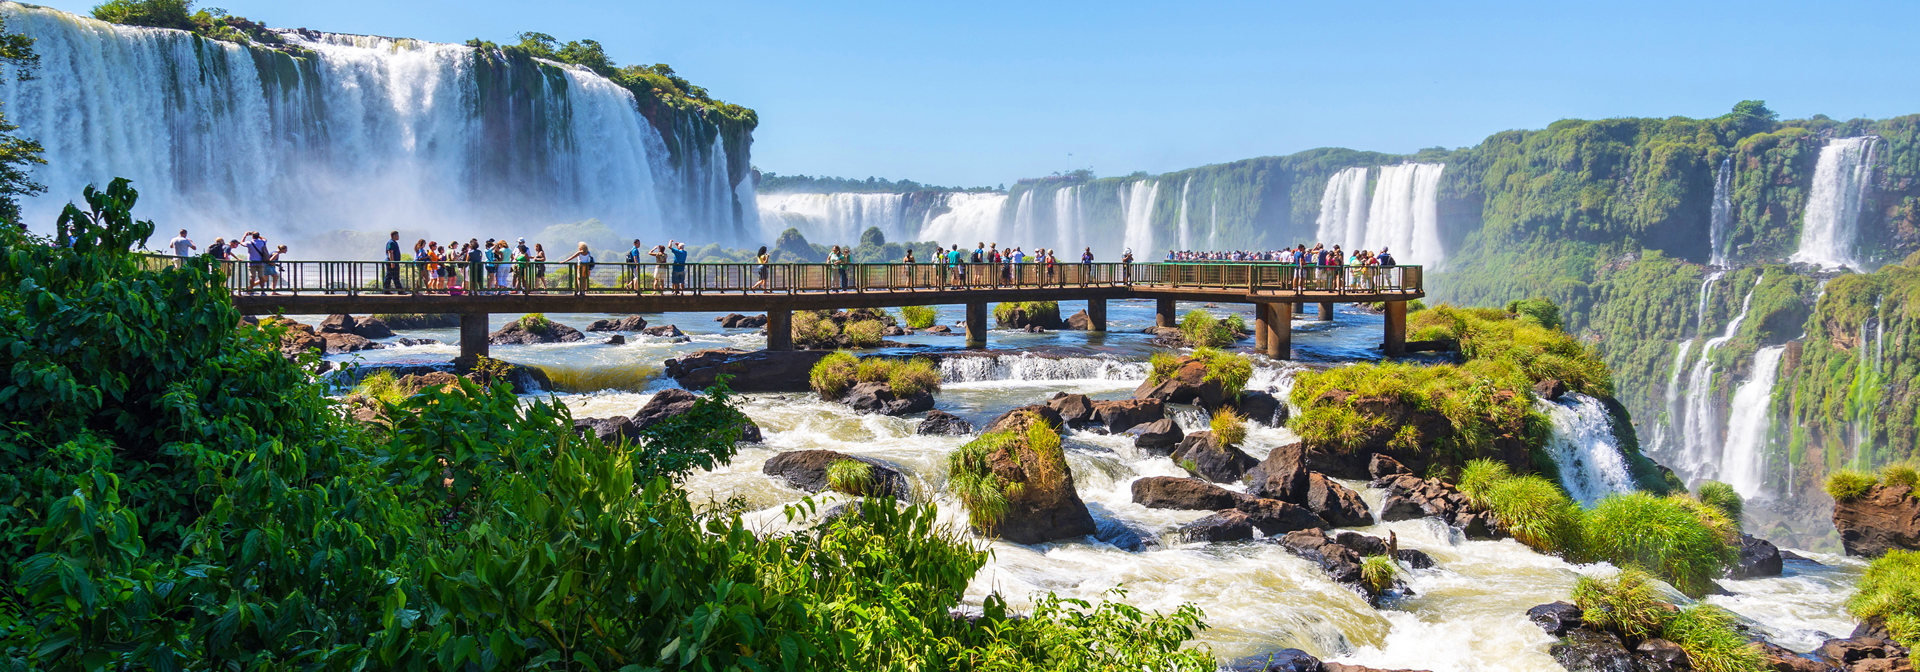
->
<box><xmin>994</xmin><ymin>301</ymin><xmax>1059</xmax><ymax>325</ymax></box>
<box><xmin>518</xmin><ymin>312</ymin><xmax>553</xmax><ymax>335</ymax></box>
<box><xmin>1179</xmin><ymin>309</ymin><xmax>1238</xmax><ymax>347</ymax></box>
<box><xmin>843</xmin><ymin>320</ymin><xmax>884</xmax><ymax>348</ymax></box>
<box><xmin>817</xmin><ymin>355</ymin><xmax>941</xmax><ymax>400</ymax></box>
<box><xmin>1826</xmin><ymin>470</ymin><xmax>1880</xmax><ymax>501</ymax></box>
<box><xmin>1883</xmin><ymin>462</ymin><xmax>1920</xmax><ymax>490</ymax></box>
<box><xmin>1210</xmin><ymin>408</ymin><xmax>1247</xmax><ymax>447</ymax></box>
<box><xmin>1849</xmin><ymin>549</ymin><xmax>1920</xmax><ymax>648</ymax></box>
<box><xmin>1572</xmin><ymin>570</ymin><xmax>1667</xmax><ymax>643</ymax></box>
<box><xmin>1457</xmin><ymin>458</ymin><xmax>1513</xmax><ymax>505</ymax></box>
<box><xmin>1573</xmin><ymin>570</ymin><xmax>1765</xmax><ymax>672</ymax></box>
<box><xmin>809</xmin><ymin>351</ymin><xmax>859</xmax><ymax>400</ymax></box>
<box><xmin>1663</xmin><ymin>604</ymin><xmax>1767</xmax><ymax>672</ymax></box>
<box><xmin>351</xmin><ymin>370</ymin><xmax>409</xmax><ymax>406</ymax></box>
<box><xmin>1199</xmin><ymin>348</ymin><xmax>1254</xmax><ymax>399</ymax></box>
<box><xmin>826</xmin><ymin>459</ymin><xmax>874</xmax><ymax>497</ymax></box>
<box><xmin>1693</xmin><ymin>481</ymin><xmax>1743</xmax><ymax>532</ymax></box>
<box><xmin>1483</xmin><ymin>474</ymin><xmax>1581</xmax><ymax>553</ymax></box>
<box><xmin>1360</xmin><ymin>555</ymin><xmax>1397</xmax><ymax>596</ymax></box>
<box><xmin>1580</xmin><ymin>492</ymin><xmax>1737</xmax><ymax>598</ymax></box>
<box><xmin>900</xmin><ymin>305</ymin><xmax>938</xmax><ymax>329</ymax></box>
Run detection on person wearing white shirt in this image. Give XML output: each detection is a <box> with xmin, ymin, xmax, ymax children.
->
<box><xmin>167</xmin><ymin>229</ymin><xmax>195</xmax><ymax>267</ymax></box>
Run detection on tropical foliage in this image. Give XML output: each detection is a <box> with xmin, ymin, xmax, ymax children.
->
<box><xmin>1573</xmin><ymin>571</ymin><xmax>1765</xmax><ymax>672</ymax></box>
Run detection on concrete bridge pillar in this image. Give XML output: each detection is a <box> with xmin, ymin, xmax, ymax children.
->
<box><xmin>1253</xmin><ymin>303</ymin><xmax>1270</xmax><ymax>352</ymax></box>
<box><xmin>1088</xmin><ymin>298</ymin><xmax>1107</xmax><ymax>332</ymax></box>
<box><xmin>1384</xmin><ymin>300</ymin><xmax>1407</xmax><ymax>356</ymax></box>
<box><xmin>766</xmin><ymin>309</ymin><xmax>793</xmax><ymax>351</ymax></box>
<box><xmin>1293</xmin><ymin>302</ymin><xmax>1307</xmax><ymax>316</ymax></box>
<box><xmin>966</xmin><ymin>301</ymin><xmax>988</xmax><ymax>349</ymax></box>
<box><xmin>1155</xmin><ymin>298</ymin><xmax>1176</xmax><ymax>328</ymax></box>
<box><xmin>1264</xmin><ymin>302</ymin><xmax>1291</xmax><ymax>360</ymax></box>
<box><xmin>1319</xmin><ymin>301</ymin><xmax>1335</xmax><ymax>322</ymax></box>
<box><xmin>455</xmin><ymin>312</ymin><xmax>490</xmax><ymax>370</ymax></box>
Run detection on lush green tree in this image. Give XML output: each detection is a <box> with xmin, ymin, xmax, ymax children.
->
<box><xmin>90</xmin><ymin>0</ymin><xmax>195</xmax><ymax>30</ymax></box>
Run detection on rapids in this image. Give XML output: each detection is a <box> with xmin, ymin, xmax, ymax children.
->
<box><xmin>320</xmin><ymin>299</ymin><xmax>1860</xmax><ymax>670</ymax></box>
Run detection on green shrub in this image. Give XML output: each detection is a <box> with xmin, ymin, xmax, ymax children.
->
<box><xmin>1457</xmin><ymin>458</ymin><xmax>1513</xmax><ymax>504</ymax></box>
<box><xmin>1664</xmin><ymin>604</ymin><xmax>1766</xmax><ymax>672</ymax></box>
<box><xmin>827</xmin><ymin>459</ymin><xmax>874</xmax><ymax>497</ymax></box>
<box><xmin>1850</xmin><ymin>550</ymin><xmax>1920</xmax><ymax>648</ymax></box>
<box><xmin>1483</xmin><ymin>474</ymin><xmax>1580</xmax><ymax>553</ymax></box>
<box><xmin>1148</xmin><ymin>352</ymin><xmax>1182</xmax><ymax>383</ymax></box>
<box><xmin>1408</xmin><ymin>303</ymin><xmax>1611</xmax><ymax>396</ymax></box>
<box><xmin>1290</xmin><ymin>360</ymin><xmax>1544</xmax><ymax>463</ymax></box>
<box><xmin>518</xmin><ymin>312</ymin><xmax>552</xmax><ymax>334</ymax></box>
<box><xmin>1223</xmin><ymin>313</ymin><xmax>1247</xmax><ymax>334</ymax></box>
<box><xmin>1571</xmin><ymin>570</ymin><xmax>1667</xmax><ymax>643</ymax></box>
<box><xmin>1693</xmin><ymin>481</ymin><xmax>1744</xmax><ymax>531</ymax></box>
<box><xmin>1287</xmin><ymin>405</ymin><xmax>1387</xmax><ymax>454</ymax></box>
<box><xmin>1199</xmin><ymin>348</ymin><xmax>1253</xmax><ymax>398</ymax></box>
<box><xmin>994</xmin><ymin>300</ymin><xmax>1060</xmax><ymax>325</ymax></box>
<box><xmin>854</xmin><ymin>357</ymin><xmax>894</xmax><ymax>384</ymax></box>
<box><xmin>1179</xmin><ymin>310</ymin><xmax>1237</xmax><ymax>347</ymax></box>
<box><xmin>1210</xmin><ymin>408</ymin><xmax>1247</xmax><ymax>447</ymax></box>
<box><xmin>887</xmin><ymin>358</ymin><xmax>942</xmax><ymax>397</ymax></box>
<box><xmin>1827</xmin><ymin>470</ymin><xmax>1880</xmax><ymax>501</ymax></box>
<box><xmin>810</xmin><ymin>351</ymin><xmax>859</xmax><ymax>399</ymax></box>
<box><xmin>1360</xmin><ymin>555</ymin><xmax>1397</xmax><ymax>596</ymax></box>
<box><xmin>1505</xmin><ymin>297</ymin><xmax>1564</xmax><ymax>331</ymax></box>
<box><xmin>1884</xmin><ymin>463</ymin><xmax>1920</xmax><ymax>489</ymax></box>
<box><xmin>948</xmin><ymin>431</ymin><xmax>1017</xmax><ymax>529</ymax></box>
<box><xmin>844</xmin><ymin>319</ymin><xmax>884</xmax><ymax>348</ymax></box>
<box><xmin>1581</xmin><ymin>492</ymin><xmax>1737</xmax><ymax>598</ymax></box>
<box><xmin>900</xmin><ymin>305</ymin><xmax>938</xmax><ymax>328</ymax></box>
<box><xmin>351</xmin><ymin>370</ymin><xmax>409</xmax><ymax>406</ymax></box>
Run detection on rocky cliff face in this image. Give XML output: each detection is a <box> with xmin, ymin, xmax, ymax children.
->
<box><xmin>1834</xmin><ymin>484</ymin><xmax>1920</xmax><ymax>557</ymax></box>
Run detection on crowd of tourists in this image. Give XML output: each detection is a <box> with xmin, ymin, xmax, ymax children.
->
<box><xmin>166</xmin><ymin>228</ymin><xmax>292</xmax><ymax>294</ymax></box>
<box><xmin>1164</xmin><ymin>244</ymin><xmax>1397</xmax><ymax>267</ymax></box>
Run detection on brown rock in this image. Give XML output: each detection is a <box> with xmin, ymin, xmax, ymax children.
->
<box><xmin>1133</xmin><ymin>358</ymin><xmax>1227</xmax><ymax>408</ymax></box>
<box><xmin>1131</xmin><ymin>476</ymin><xmax>1248</xmax><ymax>510</ymax></box>
<box><xmin>642</xmin><ymin>324</ymin><xmax>684</xmax><ymax>338</ymax></box>
<box><xmin>1307</xmin><ymin>473</ymin><xmax>1374</xmax><ymax>527</ymax></box>
<box><xmin>1125</xmin><ymin>418</ymin><xmax>1184</xmax><ymax>450</ymax></box>
<box><xmin>1236</xmin><ymin>498</ymin><xmax>1329</xmax><ymax>536</ymax></box>
<box><xmin>1178</xmin><ymin>509</ymin><xmax>1254</xmax><ymax>543</ymax></box>
<box><xmin>321</xmin><ymin>331</ymin><xmax>379</xmax><ymax>354</ymax></box>
<box><xmin>319</xmin><ymin>313</ymin><xmax>356</xmax><ymax>333</ymax></box>
<box><xmin>1065</xmin><ymin>309</ymin><xmax>1092</xmax><ymax>330</ymax></box>
<box><xmin>1833</xmin><ymin>484</ymin><xmax>1920</xmax><ymax>557</ymax></box>
<box><xmin>984</xmin><ymin>404</ymin><xmax>1065</xmax><ymax>435</ymax></box>
<box><xmin>1091</xmin><ymin>398</ymin><xmax>1164</xmax><ymax>433</ymax></box>
<box><xmin>1275</xmin><ymin>528</ymin><xmax>1363</xmax><ymax>584</ymax></box>
<box><xmin>1369</xmin><ymin>453</ymin><xmax>1410</xmax><ymax>479</ymax></box>
<box><xmin>1171</xmin><ymin>431</ymin><xmax>1260</xmax><ymax>483</ymax></box>
<box><xmin>762</xmin><ymin>449</ymin><xmax>909</xmax><ymax>500</ymax></box>
<box><xmin>1245</xmin><ymin>442</ymin><xmax>1312</xmax><ymax>503</ymax></box>
<box><xmin>587</xmin><ymin>316</ymin><xmax>649</xmax><ymax>332</ymax></box>
<box><xmin>632</xmin><ymin>388</ymin><xmax>762</xmax><ymax>442</ymax></box>
<box><xmin>917</xmin><ymin>410</ymin><xmax>975</xmax><ymax>436</ymax></box>
<box><xmin>489</xmin><ymin>319</ymin><xmax>585</xmax><ymax>345</ymax></box>
<box><xmin>664</xmin><ymin>348</ymin><xmax>832</xmax><ymax>393</ymax></box>
<box><xmin>968</xmin><ymin>410</ymin><xmax>1097</xmax><ymax>544</ymax></box>
<box><xmin>1047</xmin><ymin>393</ymin><xmax>1097</xmax><ymax>427</ymax></box>
<box><xmin>1756</xmin><ymin>642</ymin><xmax>1837</xmax><ymax>672</ymax></box>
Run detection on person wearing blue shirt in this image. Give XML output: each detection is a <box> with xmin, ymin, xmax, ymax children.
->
<box><xmin>625</xmin><ymin>239</ymin><xmax>645</xmax><ymax>292</ymax></box>
<box><xmin>669</xmin><ymin>240</ymin><xmax>689</xmax><ymax>294</ymax></box>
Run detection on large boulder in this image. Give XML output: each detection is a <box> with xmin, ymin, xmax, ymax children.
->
<box><xmin>1245</xmin><ymin>442</ymin><xmax>1312</xmax><ymax>502</ymax></box>
<box><xmin>1046</xmin><ymin>393</ymin><xmax>1097</xmax><ymax>427</ymax></box>
<box><xmin>351</xmin><ymin>316</ymin><xmax>395</xmax><ymax>339</ymax></box>
<box><xmin>1370</xmin><ymin>472</ymin><xmax>1502</xmax><ymax>539</ymax></box>
<box><xmin>1526</xmin><ymin>602</ymin><xmax>1585</xmax><ymax>637</ymax></box>
<box><xmin>1125</xmin><ymin>418</ymin><xmax>1184</xmax><ymax>450</ymax></box>
<box><xmin>632</xmin><ymin>388</ymin><xmax>763</xmax><ymax>442</ymax></box>
<box><xmin>587</xmin><ymin>316</ymin><xmax>649</xmax><ymax>332</ymax></box>
<box><xmin>1833</xmin><ymin>484</ymin><xmax>1920</xmax><ymax>557</ymax></box>
<box><xmin>642</xmin><ymin>324</ymin><xmax>685</xmax><ymax>338</ymax></box>
<box><xmin>918</xmin><ymin>410</ymin><xmax>975</xmax><ymax>436</ymax></box>
<box><xmin>1233</xmin><ymin>391</ymin><xmax>1285</xmax><ymax>426</ymax></box>
<box><xmin>1178</xmin><ymin>509</ymin><xmax>1254</xmax><ymax>543</ymax></box>
<box><xmin>1307</xmin><ymin>473</ymin><xmax>1375</xmax><ymax>527</ymax></box>
<box><xmin>843</xmin><ymin>382</ymin><xmax>936</xmax><ymax>416</ymax></box>
<box><xmin>1732</xmin><ymin>534</ymin><xmax>1784</xmax><ymax>578</ymax></box>
<box><xmin>1223</xmin><ymin>649</ymin><xmax>1321</xmax><ymax>672</ymax></box>
<box><xmin>967</xmin><ymin>410</ymin><xmax>1097</xmax><ymax>544</ymax></box>
<box><xmin>1133</xmin><ymin>357</ymin><xmax>1227</xmax><ymax>409</ymax></box>
<box><xmin>762</xmin><ymin>449</ymin><xmax>910</xmax><ymax>500</ymax></box>
<box><xmin>665</xmin><ymin>348</ymin><xmax>833</xmax><ymax>393</ymax></box>
<box><xmin>1091</xmin><ymin>398</ymin><xmax>1164</xmax><ymax>433</ymax></box>
<box><xmin>321</xmin><ymin>331</ymin><xmax>381</xmax><ymax>354</ymax></box>
<box><xmin>1274</xmin><ymin>528</ymin><xmax>1362</xmax><ymax>584</ymax></box>
<box><xmin>1065</xmin><ymin>310</ymin><xmax>1093</xmax><ymax>331</ymax></box>
<box><xmin>1170</xmin><ymin>431</ymin><xmax>1259</xmax><ymax>483</ymax></box>
<box><xmin>489</xmin><ymin>319</ymin><xmax>585</xmax><ymax>345</ymax></box>
<box><xmin>1297</xmin><ymin>388</ymin><xmax>1534</xmax><ymax>480</ymax></box>
<box><xmin>1550</xmin><ymin>628</ymin><xmax>1637</xmax><ymax>672</ymax></box>
<box><xmin>1131</xmin><ymin>476</ymin><xmax>1247</xmax><ymax>510</ymax></box>
<box><xmin>319</xmin><ymin>313</ymin><xmax>356</xmax><ymax>333</ymax></box>
<box><xmin>1756</xmin><ymin>642</ymin><xmax>1838</xmax><ymax>672</ymax></box>
<box><xmin>1236</xmin><ymin>498</ymin><xmax>1328</xmax><ymax>536</ymax></box>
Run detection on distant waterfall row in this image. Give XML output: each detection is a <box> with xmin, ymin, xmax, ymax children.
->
<box><xmin>0</xmin><ymin>3</ymin><xmax>755</xmax><ymax>245</ymax></box>
<box><xmin>1312</xmin><ymin>163</ymin><xmax>1447</xmax><ymax>268</ymax></box>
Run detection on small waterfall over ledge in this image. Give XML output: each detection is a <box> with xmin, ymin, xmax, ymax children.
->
<box><xmin>1675</xmin><ymin>276</ymin><xmax>1763</xmax><ymax>481</ymax></box>
<box><xmin>1720</xmin><ymin>346</ymin><xmax>1786</xmax><ymax>498</ymax></box>
<box><xmin>939</xmin><ymin>353</ymin><xmax>1148</xmax><ymax>384</ymax></box>
<box><xmin>1538</xmin><ymin>393</ymin><xmax>1637</xmax><ymax>506</ymax></box>
<box><xmin>1791</xmin><ymin>136</ymin><xmax>1879</xmax><ymax>270</ymax></box>
<box><xmin>1709</xmin><ymin>158</ymin><xmax>1734</xmax><ymax>267</ymax></box>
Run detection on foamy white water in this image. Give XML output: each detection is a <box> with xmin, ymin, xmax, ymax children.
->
<box><xmin>1791</xmin><ymin>136</ymin><xmax>1878</xmax><ymax>270</ymax></box>
<box><xmin>1709</xmin><ymin>158</ymin><xmax>1734</xmax><ymax>267</ymax></box>
<box><xmin>1721</xmin><ymin>346</ymin><xmax>1786</xmax><ymax>498</ymax></box>
<box><xmin>1538</xmin><ymin>393</ymin><xmax>1636</xmax><ymax>506</ymax></box>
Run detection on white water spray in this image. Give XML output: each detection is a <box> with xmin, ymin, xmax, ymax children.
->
<box><xmin>1315</xmin><ymin>166</ymin><xmax>1371</xmax><ymax>251</ymax></box>
<box><xmin>1176</xmin><ymin>177</ymin><xmax>1192</xmax><ymax>250</ymax></box>
<box><xmin>1538</xmin><ymin>393</ymin><xmax>1637</xmax><ymax>506</ymax></box>
<box><xmin>1121</xmin><ymin>180</ymin><xmax>1160</xmax><ymax>258</ymax></box>
<box><xmin>757</xmin><ymin>193</ymin><xmax>907</xmax><ymax>244</ymax></box>
<box><xmin>1721</xmin><ymin>346</ymin><xmax>1786</xmax><ymax>498</ymax></box>
<box><xmin>1362</xmin><ymin>164</ymin><xmax>1446</xmax><ymax>268</ymax></box>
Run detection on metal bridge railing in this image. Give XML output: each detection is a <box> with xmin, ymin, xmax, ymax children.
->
<box><xmin>145</xmin><ymin>256</ymin><xmax>1422</xmax><ymax>298</ymax></box>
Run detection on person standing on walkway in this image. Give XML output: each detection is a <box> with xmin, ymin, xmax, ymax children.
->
<box><xmin>168</xmin><ymin>229</ymin><xmax>195</xmax><ymax>268</ymax></box>
<box><xmin>1080</xmin><ymin>247</ymin><xmax>1093</xmax><ymax>286</ymax></box>
<box><xmin>559</xmin><ymin>242</ymin><xmax>593</xmax><ymax>293</ymax></box>
<box><xmin>669</xmin><ymin>240</ymin><xmax>689</xmax><ymax>294</ymax></box>
<box><xmin>648</xmin><ymin>243</ymin><xmax>668</xmax><ymax>291</ymax></box>
<box><xmin>534</xmin><ymin>243</ymin><xmax>548</xmax><ymax>291</ymax></box>
<box><xmin>382</xmin><ymin>231</ymin><xmax>403</xmax><ymax>293</ymax></box>
<box><xmin>625</xmin><ymin>239</ymin><xmax>646</xmax><ymax>292</ymax></box>
<box><xmin>752</xmin><ymin>246</ymin><xmax>772</xmax><ymax>292</ymax></box>
<box><xmin>1122</xmin><ymin>247</ymin><xmax>1134</xmax><ymax>283</ymax></box>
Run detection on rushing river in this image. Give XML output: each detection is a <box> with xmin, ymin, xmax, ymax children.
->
<box><xmin>317</xmin><ymin>299</ymin><xmax>1863</xmax><ymax>670</ymax></box>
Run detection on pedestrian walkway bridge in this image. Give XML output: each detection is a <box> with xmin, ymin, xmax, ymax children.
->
<box><xmin>185</xmin><ymin>259</ymin><xmax>1424</xmax><ymax>362</ymax></box>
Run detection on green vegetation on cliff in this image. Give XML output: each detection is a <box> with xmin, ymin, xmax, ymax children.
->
<box><xmin>91</xmin><ymin>0</ymin><xmax>303</xmax><ymax>53</ymax></box>
<box><xmin>756</xmin><ymin>171</ymin><xmax>996</xmax><ymax>194</ymax></box>
<box><xmin>1849</xmin><ymin>550</ymin><xmax>1920</xmax><ymax>647</ymax></box>
<box><xmin>1779</xmin><ymin>258</ymin><xmax>1920</xmax><ymax>481</ymax></box>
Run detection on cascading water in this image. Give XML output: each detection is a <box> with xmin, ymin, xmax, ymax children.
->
<box><xmin>1537</xmin><ymin>393</ymin><xmax>1636</xmax><ymax>506</ymax></box>
<box><xmin>1176</xmin><ymin>177</ymin><xmax>1192</xmax><ymax>250</ymax></box>
<box><xmin>1709</xmin><ymin>158</ymin><xmax>1734</xmax><ymax>267</ymax></box>
<box><xmin>1054</xmin><ymin>185</ymin><xmax>1084</xmax><ymax>252</ymax></box>
<box><xmin>1720</xmin><ymin>346</ymin><xmax>1786</xmax><ymax>498</ymax></box>
<box><xmin>1207</xmin><ymin>189</ymin><xmax>1219</xmax><ymax>250</ymax></box>
<box><xmin>1315</xmin><ymin>166</ymin><xmax>1371</xmax><ymax>251</ymax></box>
<box><xmin>1791</xmin><ymin>136</ymin><xmax>1879</xmax><ymax>270</ymax></box>
<box><xmin>0</xmin><ymin>4</ymin><xmax>753</xmax><ymax>244</ymax></box>
<box><xmin>1121</xmin><ymin>180</ymin><xmax>1160</xmax><ymax>257</ymax></box>
<box><xmin>938</xmin><ymin>353</ymin><xmax>1149</xmax><ymax>384</ymax></box>
<box><xmin>1676</xmin><ymin>276</ymin><xmax>1763</xmax><ymax>481</ymax></box>
<box><xmin>919</xmin><ymin>192</ymin><xmax>1010</xmax><ymax>246</ymax></box>
<box><xmin>1013</xmin><ymin>190</ymin><xmax>1037</xmax><ymax>246</ymax></box>
<box><xmin>1361</xmin><ymin>164</ymin><xmax>1445</xmax><ymax>268</ymax></box>
<box><xmin>1654</xmin><ymin>340</ymin><xmax>1693</xmax><ymax>455</ymax></box>
<box><xmin>1695</xmin><ymin>270</ymin><xmax>1726</xmax><ymax>335</ymax></box>
<box><xmin>756</xmin><ymin>192</ymin><xmax>907</xmax><ymax>243</ymax></box>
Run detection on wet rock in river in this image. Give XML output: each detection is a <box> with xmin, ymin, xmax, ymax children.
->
<box><xmin>762</xmin><ymin>449</ymin><xmax>909</xmax><ymax>500</ymax></box>
<box><xmin>1222</xmin><ymin>648</ymin><xmax>1322</xmax><ymax>672</ymax></box>
<box><xmin>1091</xmin><ymin>397</ymin><xmax>1164</xmax><ymax>433</ymax></box>
<box><xmin>586</xmin><ymin>315</ymin><xmax>648</xmax><ymax>332</ymax></box>
<box><xmin>842</xmin><ymin>381</ymin><xmax>935</xmax><ymax>416</ymax></box>
<box><xmin>1131</xmin><ymin>476</ymin><xmax>1247</xmax><ymax>511</ymax></box>
<box><xmin>665</xmin><ymin>348</ymin><xmax>832</xmax><ymax>393</ymax></box>
<box><xmin>630</xmin><ymin>387</ymin><xmax>762</xmax><ymax>442</ymax></box>
<box><xmin>1125</xmin><ymin>418</ymin><xmax>1184</xmax><ymax>450</ymax></box>
<box><xmin>1046</xmin><ymin>392</ymin><xmax>1096</xmax><ymax>427</ymax></box>
<box><xmin>1244</xmin><ymin>442</ymin><xmax>1312</xmax><ymax>502</ymax></box>
<box><xmin>1732</xmin><ymin>533</ymin><xmax>1784</xmax><ymax>578</ymax></box>
<box><xmin>1177</xmin><ymin>509</ymin><xmax>1254</xmax><ymax>543</ymax></box>
<box><xmin>1306</xmin><ymin>473</ymin><xmax>1374</xmax><ymax>528</ymax></box>
<box><xmin>917</xmin><ymin>410</ymin><xmax>974</xmax><ymax>436</ymax></box>
<box><xmin>1235</xmin><ymin>498</ymin><xmax>1328</xmax><ymax>536</ymax></box>
<box><xmin>1170</xmin><ymin>431</ymin><xmax>1260</xmax><ymax>483</ymax></box>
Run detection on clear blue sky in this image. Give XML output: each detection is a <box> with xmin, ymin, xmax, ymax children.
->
<box><xmin>36</xmin><ymin>0</ymin><xmax>1920</xmax><ymax>188</ymax></box>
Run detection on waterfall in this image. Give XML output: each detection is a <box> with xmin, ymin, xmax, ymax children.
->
<box><xmin>1709</xmin><ymin>158</ymin><xmax>1733</xmax><ymax>266</ymax></box>
<box><xmin>1654</xmin><ymin>340</ymin><xmax>1694</xmax><ymax>455</ymax></box>
<box><xmin>756</xmin><ymin>193</ymin><xmax>907</xmax><ymax>244</ymax></box>
<box><xmin>1676</xmin><ymin>276</ymin><xmax>1763</xmax><ymax>480</ymax></box>
<box><xmin>1207</xmin><ymin>189</ymin><xmax>1219</xmax><ymax>250</ymax></box>
<box><xmin>1121</xmin><ymin>180</ymin><xmax>1159</xmax><ymax>258</ymax></box>
<box><xmin>1695</xmin><ymin>270</ymin><xmax>1725</xmax><ymax>336</ymax></box>
<box><xmin>1361</xmin><ymin>163</ymin><xmax>1445</xmax><ymax>268</ymax></box>
<box><xmin>1850</xmin><ymin>300</ymin><xmax>1886</xmax><ymax>467</ymax></box>
<box><xmin>1538</xmin><ymin>393</ymin><xmax>1637</xmax><ymax>506</ymax></box>
<box><xmin>0</xmin><ymin>4</ymin><xmax>752</xmax><ymax>246</ymax></box>
<box><xmin>919</xmin><ymin>192</ymin><xmax>1009</xmax><ymax>247</ymax></box>
<box><xmin>1720</xmin><ymin>346</ymin><xmax>1786</xmax><ymax>498</ymax></box>
<box><xmin>940</xmin><ymin>353</ymin><xmax>1148</xmax><ymax>383</ymax></box>
<box><xmin>1176</xmin><ymin>177</ymin><xmax>1192</xmax><ymax>250</ymax></box>
<box><xmin>1053</xmin><ymin>186</ymin><xmax>1083</xmax><ymax>253</ymax></box>
<box><xmin>1013</xmin><ymin>190</ymin><xmax>1037</xmax><ymax>246</ymax></box>
<box><xmin>1315</xmin><ymin>166</ymin><xmax>1370</xmax><ymax>251</ymax></box>
<box><xmin>1791</xmin><ymin>136</ymin><xmax>1879</xmax><ymax>270</ymax></box>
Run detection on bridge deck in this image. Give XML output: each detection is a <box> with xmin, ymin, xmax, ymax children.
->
<box><xmin>175</xmin><ymin>259</ymin><xmax>1424</xmax><ymax>360</ymax></box>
